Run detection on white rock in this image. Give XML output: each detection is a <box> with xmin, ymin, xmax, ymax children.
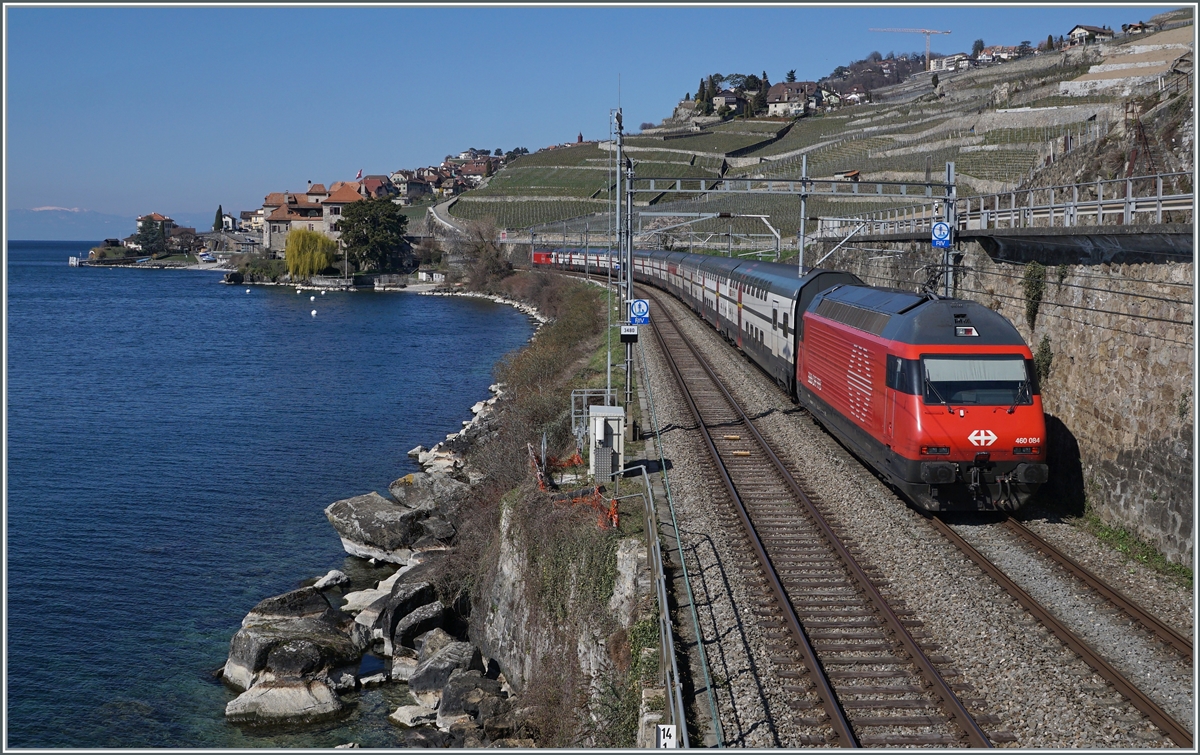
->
<box><xmin>388</xmin><ymin>704</ymin><xmax>438</xmax><ymax>728</ymax></box>
<box><xmin>359</xmin><ymin>672</ymin><xmax>389</xmax><ymax>687</ymax></box>
<box><xmin>342</xmin><ymin>587</ymin><xmax>389</xmax><ymax>614</ymax></box>
<box><xmin>412</xmin><ymin>690</ymin><xmax>442</xmax><ymax>709</ymax></box>
<box><xmin>407</xmin><ymin>445</ymin><xmax>427</xmax><ymax>459</ymax></box>
<box><xmin>313</xmin><ymin>570</ymin><xmax>350</xmax><ymax>591</ymax></box>
<box><xmin>224</xmin><ymin>679</ymin><xmax>343</xmax><ymax>724</ymax></box>
<box><xmin>377</xmin><ymin>568</ymin><xmax>408</xmax><ymax>592</ymax></box>
<box><xmin>608</xmin><ymin>538</ymin><xmax>644</xmax><ymax>629</ymax></box>
<box><xmin>390</xmin><ymin>656</ymin><xmax>418</xmax><ymax>682</ymax></box>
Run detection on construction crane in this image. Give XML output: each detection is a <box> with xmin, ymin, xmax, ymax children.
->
<box><xmin>869</xmin><ymin>28</ymin><xmax>952</xmax><ymax>71</ymax></box>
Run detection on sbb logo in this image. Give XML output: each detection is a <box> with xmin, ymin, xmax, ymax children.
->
<box><xmin>969</xmin><ymin>429</ymin><xmax>998</xmax><ymax>447</ymax></box>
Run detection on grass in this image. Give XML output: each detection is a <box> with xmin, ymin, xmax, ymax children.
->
<box><xmin>1018</xmin><ymin>94</ymin><xmax>1119</xmax><ymax>108</ymax></box>
<box><xmin>1079</xmin><ymin>514</ymin><xmax>1193</xmax><ymax>589</ymax></box>
<box><xmin>450</xmin><ymin>198</ymin><xmax>609</xmax><ymax>229</ymax></box>
<box><xmin>399</xmin><ymin>205</ymin><xmax>431</xmax><ymax>223</ymax></box>
<box><xmin>472</xmin><ymin>167</ymin><xmax>613</xmax><ymax>198</ymax></box>
<box><xmin>706</xmin><ymin>119</ymin><xmax>789</xmax><ymax>134</ymax></box>
<box><xmin>740</xmin><ymin>114</ymin><xmax>850</xmax><ymax>157</ymax></box>
<box><xmin>509</xmin><ymin>143</ymin><xmax>610</xmax><ymax>168</ymax></box>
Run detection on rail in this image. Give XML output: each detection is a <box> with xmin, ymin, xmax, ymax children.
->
<box><xmin>647</xmin><ymin>285</ymin><xmax>994</xmax><ymax>747</ymax></box>
<box><xmin>816</xmin><ymin>171</ymin><xmax>1193</xmax><ymax>237</ymax></box>
<box><xmin>628</xmin><ymin>297</ymin><xmax>727</xmax><ymax>747</ymax></box>
<box><xmin>929</xmin><ymin>516</ymin><xmax>1193</xmax><ymax>748</ymax></box>
<box><xmin>1004</xmin><ymin>517</ymin><xmax>1192</xmax><ymax>660</ymax></box>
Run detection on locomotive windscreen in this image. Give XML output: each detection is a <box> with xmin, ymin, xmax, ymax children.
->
<box><xmin>922</xmin><ymin>356</ymin><xmax>1033</xmax><ymax>406</ymax></box>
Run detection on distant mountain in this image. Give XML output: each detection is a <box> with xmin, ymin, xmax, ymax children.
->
<box><xmin>7</xmin><ymin>209</ymin><xmax>229</xmax><ymax>241</ymax></box>
<box><xmin>7</xmin><ymin>208</ymin><xmax>134</xmax><ymax>241</ymax></box>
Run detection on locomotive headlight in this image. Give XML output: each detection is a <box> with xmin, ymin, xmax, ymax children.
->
<box><xmin>1013</xmin><ymin>447</ymin><xmax>1040</xmax><ymax>455</ymax></box>
<box><xmin>920</xmin><ymin>446</ymin><xmax>950</xmax><ymax>455</ymax></box>
<box><xmin>974</xmin><ymin>452</ymin><xmax>990</xmax><ymax>465</ymax></box>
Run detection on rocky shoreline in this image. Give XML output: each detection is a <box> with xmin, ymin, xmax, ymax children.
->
<box><xmin>220</xmin><ymin>294</ymin><xmax>549</xmax><ymax>747</ymax></box>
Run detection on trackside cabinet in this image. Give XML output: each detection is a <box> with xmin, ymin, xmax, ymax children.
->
<box><xmin>588</xmin><ymin>405</ymin><xmax>625</xmax><ymax>480</ymax></box>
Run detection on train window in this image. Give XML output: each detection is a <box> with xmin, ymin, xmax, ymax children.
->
<box><xmin>782</xmin><ymin>313</ymin><xmax>789</xmax><ymax>338</ymax></box>
<box><xmin>921</xmin><ymin>356</ymin><xmax>1033</xmax><ymax>406</ymax></box>
<box><xmin>772</xmin><ymin>308</ymin><xmax>778</xmax><ymax>330</ymax></box>
<box><xmin>885</xmin><ymin>355</ymin><xmax>920</xmax><ymax>394</ymax></box>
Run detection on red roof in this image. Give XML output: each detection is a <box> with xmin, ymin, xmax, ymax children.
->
<box><xmin>324</xmin><ymin>184</ymin><xmax>365</xmax><ymax>204</ymax></box>
<box><xmin>264</xmin><ymin>192</ymin><xmax>288</xmax><ymax>206</ymax></box>
<box><xmin>306</xmin><ymin>184</ymin><xmax>327</xmax><ymax>194</ymax></box>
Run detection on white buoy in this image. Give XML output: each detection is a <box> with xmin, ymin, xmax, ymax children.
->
<box><xmin>246</xmin><ymin>289</ymin><xmax>250</xmax><ymax>293</ymax></box>
<box><xmin>321</xmin><ymin>290</ymin><xmax>325</xmax><ymax>295</ymax></box>
<box><xmin>311</xmin><ymin>309</ymin><xmax>317</xmax><ymax>317</ymax></box>
<box><xmin>311</xmin><ymin>295</ymin><xmax>316</xmax><ymax>301</ymax></box>
<box><xmin>296</xmin><ymin>289</ymin><xmax>302</xmax><ymax>294</ymax></box>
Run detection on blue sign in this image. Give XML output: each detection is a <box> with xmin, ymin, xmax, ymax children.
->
<box><xmin>931</xmin><ymin>221</ymin><xmax>952</xmax><ymax>249</ymax></box>
<box><xmin>629</xmin><ymin>299</ymin><xmax>650</xmax><ymax>325</ymax></box>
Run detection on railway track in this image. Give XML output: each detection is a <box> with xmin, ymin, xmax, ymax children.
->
<box><xmin>626</xmin><ymin>276</ymin><xmax>1191</xmax><ymax>749</ymax></box>
<box><xmin>642</xmin><ymin>284</ymin><xmax>1008</xmax><ymax>747</ymax></box>
<box><xmin>1000</xmin><ymin>516</ymin><xmax>1192</xmax><ymax>662</ymax></box>
<box><xmin>929</xmin><ymin>516</ymin><xmax>1193</xmax><ymax>748</ymax></box>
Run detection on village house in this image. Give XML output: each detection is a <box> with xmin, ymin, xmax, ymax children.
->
<box><xmin>123</xmin><ymin>212</ymin><xmax>178</xmax><ymax>250</ymax></box>
<box><xmin>1123</xmin><ymin>21</ymin><xmax>1155</xmax><ymax>35</ymax></box>
<box><xmin>818</xmin><ymin>87</ymin><xmax>842</xmax><ymax>108</ymax></box>
<box><xmin>843</xmin><ymin>85</ymin><xmax>869</xmax><ymax>104</ymax></box>
<box><xmin>711</xmin><ymin>89</ymin><xmax>746</xmax><ymax>114</ymax></box>
<box><xmin>1068</xmin><ymin>24</ymin><xmax>1115</xmax><ymax>46</ymax></box>
<box><xmin>458</xmin><ymin>158</ymin><xmax>496</xmax><ymax>186</ymax></box>
<box><xmin>766</xmin><ymin>81</ymin><xmax>818</xmax><ymax>117</ymax></box>
<box><xmin>320</xmin><ymin>182</ymin><xmax>366</xmax><ymax>242</ymax></box>
<box><xmin>136</xmin><ymin>212</ymin><xmax>177</xmax><ymax>234</ymax></box>
<box><xmin>390</xmin><ymin>170</ymin><xmax>433</xmax><ymax>204</ymax></box>
<box><xmin>361</xmin><ymin>176</ymin><xmax>398</xmax><ymax>199</ymax></box>
<box><xmin>240</xmin><ymin>209</ymin><xmax>264</xmax><ymax>233</ymax></box>
<box><xmin>977</xmin><ymin>45</ymin><xmax>1021</xmax><ymax>64</ymax></box>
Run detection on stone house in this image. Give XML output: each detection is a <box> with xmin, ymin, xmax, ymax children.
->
<box><xmin>321</xmin><ymin>183</ymin><xmax>365</xmax><ymax>241</ymax></box>
<box><xmin>263</xmin><ymin>192</ymin><xmax>323</xmax><ymax>255</ymax></box>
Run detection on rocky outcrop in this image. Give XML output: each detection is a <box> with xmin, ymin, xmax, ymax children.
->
<box><xmin>222</xmin><ymin>588</ymin><xmax>359</xmax><ymax>692</ymax></box>
<box><xmin>225</xmin><ymin>679</ymin><xmax>344</xmax><ymax>726</ymax></box>
<box><xmin>324</xmin><ymin>492</ymin><xmax>426</xmax><ymax>564</ymax></box>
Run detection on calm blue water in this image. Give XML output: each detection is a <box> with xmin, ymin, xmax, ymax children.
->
<box><xmin>6</xmin><ymin>241</ymin><xmax>534</xmax><ymax>747</ymax></box>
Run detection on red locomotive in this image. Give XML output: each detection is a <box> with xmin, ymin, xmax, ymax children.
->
<box><xmin>535</xmin><ymin>248</ymin><xmax>1048</xmax><ymax>511</ymax></box>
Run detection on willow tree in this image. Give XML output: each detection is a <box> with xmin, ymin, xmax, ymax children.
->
<box><xmin>285</xmin><ymin>229</ymin><xmax>337</xmax><ymax>280</ymax></box>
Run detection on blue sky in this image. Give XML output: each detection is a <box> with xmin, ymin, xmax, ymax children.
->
<box><xmin>4</xmin><ymin>4</ymin><xmax>1178</xmax><ymax>237</ymax></box>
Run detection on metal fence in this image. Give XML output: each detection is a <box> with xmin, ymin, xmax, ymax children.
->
<box><xmin>816</xmin><ymin>171</ymin><xmax>1193</xmax><ymax>237</ymax></box>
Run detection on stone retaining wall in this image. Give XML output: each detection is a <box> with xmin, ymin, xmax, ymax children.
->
<box><xmin>815</xmin><ymin>236</ymin><xmax>1193</xmax><ymax>563</ymax></box>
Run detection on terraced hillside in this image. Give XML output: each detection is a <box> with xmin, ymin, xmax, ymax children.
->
<box><xmin>445</xmin><ymin>20</ymin><xmax>1191</xmax><ymax>249</ymax></box>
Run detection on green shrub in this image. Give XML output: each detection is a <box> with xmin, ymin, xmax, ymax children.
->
<box><xmin>1034</xmin><ymin>335</ymin><xmax>1053</xmax><ymax>383</ymax></box>
<box><xmin>1023</xmin><ymin>260</ymin><xmax>1046</xmax><ymax>331</ymax></box>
